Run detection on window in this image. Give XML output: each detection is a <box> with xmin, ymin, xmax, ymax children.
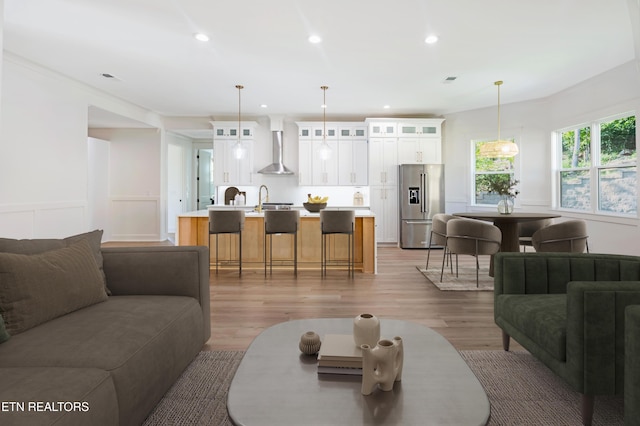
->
<box><xmin>473</xmin><ymin>139</ymin><xmax>517</xmax><ymax>205</ymax></box>
<box><xmin>556</xmin><ymin>114</ymin><xmax>636</xmax><ymax>216</ymax></box>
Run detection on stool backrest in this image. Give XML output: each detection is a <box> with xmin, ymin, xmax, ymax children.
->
<box><xmin>320</xmin><ymin>210</ymin><xmax>355</xmax><ymax>234</ymax></box>
<box><xmin>209</xmin><ymin>210</ymin><xmax>245</xmax><ymax>234</ymax></box>
<box><xmin>264</xmin><ymin>210</ymin><xmax>300</xmax><ymax>234</ymax></box>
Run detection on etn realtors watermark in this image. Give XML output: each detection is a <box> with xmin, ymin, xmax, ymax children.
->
<box><xmin>2</xmin><ymin>401</ymin><xmax>90</xmax><ymax>412</ymax></box>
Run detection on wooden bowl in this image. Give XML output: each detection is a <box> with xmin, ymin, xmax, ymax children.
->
<box><xmin>303</xmin><ymin>202</ymin><xmax>327</xmax><ymax>213</ymax></box>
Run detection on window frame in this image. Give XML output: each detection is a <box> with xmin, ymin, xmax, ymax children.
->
<box><xmin>553</xmin><ymin>111</ymin><xmax>637</xmax><ymax>218</ymax></box>
<box><xmin>470</xmin><ymin>136</ymin><xmax>520</xmax><ymax>208</ymax></box>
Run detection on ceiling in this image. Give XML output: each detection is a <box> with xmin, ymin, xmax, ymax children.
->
<box><xmin>3</xmin><ymin>0</ymin><xmax>636</xmax><ymax>131</ymax></box>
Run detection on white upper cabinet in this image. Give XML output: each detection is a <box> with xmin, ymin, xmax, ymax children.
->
<box><xmin>368</xmin><ymin>122</ymin><xmax>397</xmax><ymax>137</ymax></box>
<box><xmin>397</xmin><ymin>122</ymin><xmax>441</xmax><ymax>137</ymax></box>
<box><xmin>213</xmin><ymin>138</ymin><xmax>254</xmax><ymax>185</ymax></box>
<box><xmin>211</xmin><ymin>121</ymin><xmax>257</xmax><ymax>186</ymax></box>
<box><xmin>396</xmin><ymin>119</ymin><xmax>444</xmax><ymax>164</ymax></box>
<box><xmin>338</xmin><ymin>138</ymin><xmax>368</xmax><ymax>186</ymax></box>
<box><xmin>297</xmin><ymin>121</ymin><xmax>367</xmax><ymax>186</ymax></box>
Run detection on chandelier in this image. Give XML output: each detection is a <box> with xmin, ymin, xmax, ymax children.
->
<box><xmin>479</xmin><ymin>81</ymin><xmax>519</xmax><ymax>158</ymax></box>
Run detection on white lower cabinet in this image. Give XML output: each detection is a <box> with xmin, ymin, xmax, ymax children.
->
<box><xmin>370</xmin><ymin>185</ymin><xmax>398</xmax><ymax>243</ymax></box>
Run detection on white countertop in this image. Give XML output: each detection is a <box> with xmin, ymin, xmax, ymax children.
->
<box><xmin>179</xmin><ymin>208</ymin><xmax>374</xmax><ymax>218</ymax></box>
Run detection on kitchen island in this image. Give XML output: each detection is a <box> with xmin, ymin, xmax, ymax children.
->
<box><xmin>176</xmin><ymin>208</ymin><xmax>376</xmax><ymax>273</ymax></box>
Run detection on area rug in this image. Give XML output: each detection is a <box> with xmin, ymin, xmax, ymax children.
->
<box><xmin>460</xmin><ymin>350</ymin><xmax>624</xmax><ymax>425</ymax></box>
<box><xmin>417</xmin><ymin>266</ymin><xmax>494</xmax><ymax>291</ymax></box>
<box><xmin>143</xmin><ymin>351</ymin><xmax>243</xmax><ymax>426</ymax></box>
<box><xmin>144</xmin><ymin>350</ymin><xmax>624</xmax><ymax>425</ymax></box>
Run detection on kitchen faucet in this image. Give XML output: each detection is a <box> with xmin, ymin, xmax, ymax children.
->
<box><xmin>258</xmin><ymin>185</ymin><xmax>269</xmax><ymax>212</ymax></box>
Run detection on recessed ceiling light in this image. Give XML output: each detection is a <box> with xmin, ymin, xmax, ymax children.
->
<box><xmin>308</xmin><ymin>35</ymin><xmax>322</xmax><ymax>44</ymax></box>
<box><xmin>383</xmin><ymin>105</ymin><xmax>391</xmax><ymax>109</ymax></box>
<box><xmin>260</xmin><ymin>104</ymin><xmax>268</xmax><ymax>108</ymax></box>
<box><xmin>424</xmin><ymin>35</ymin><xmax>439</xmax><ymax>44</ymax></box>
<box><xmin>194</xmin><ymin>33</ymin><xmax>210</xmax><ymax>42</ymax></box>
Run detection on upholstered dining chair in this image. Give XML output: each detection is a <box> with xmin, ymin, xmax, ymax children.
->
<box><xmin>518</xmin><ymin>218</ymin><xmax>553</xmax><ymax>252</ymax></box>
<box><xmin>209</xmin><ymin>209</ymin><xmax>245</xmax><ymax>274</ymax></box>
<box><xmin>531</xmin><ymin>219</ymin><xmax>589</xmax><ymax>253</ymax></box>
<box><xmin>426</xmin><ymin>213</ymin><xmax>456</xmax><ymax>270</ymax></box>
<box><xmin>442</xmin><ymin>219</ymin><xmax>502</xmax><ymax>287</ymax></box>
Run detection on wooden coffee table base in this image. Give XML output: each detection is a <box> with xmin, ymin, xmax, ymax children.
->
<box><xmin>227</xmin><ymin>318</ymin><xmax>489</xmax><ymax>426</ymax></box>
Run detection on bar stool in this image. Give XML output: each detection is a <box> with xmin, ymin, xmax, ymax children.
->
<box><xmin>320</xmin><ymin>210</ymin><xmax>355</xmax><ymax>277</ymax></box>
<box><xmin>209</xmin><ymin>210</ymin><xmax>245</xmax><ymax>274</ymax></box>
<box><xmin>264</xmin><ymin>210</ymin><xmax>300</xmax><ymax>276</ymax></box>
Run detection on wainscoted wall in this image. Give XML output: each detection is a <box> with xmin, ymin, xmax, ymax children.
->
<box><xmin>0</xmin><ymin>202</ymin><xmax>87</xmax><ymax>239</ymax></box>
<box><xmin>109</xmin><ymin>197</ymin><xmax>161</xmax><ymax>241</ymax></box>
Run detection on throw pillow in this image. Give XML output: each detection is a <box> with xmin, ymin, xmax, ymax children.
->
<box><xmin>0</xmin><ymin>239</ymin><xmax>108</xmax><ymax>335</ymax></box>
<box><xmin>0</xmin><ymin>314</ymin><xmax>9</xmax><ymax>343</ymax></box>
<box><xmin>0</xmin><ymin>229</ymin><xmax>110</xmax><ymax>294</ymax></box>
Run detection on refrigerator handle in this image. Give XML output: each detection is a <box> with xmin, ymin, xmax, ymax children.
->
<box><xmin>420</xmin><ymin>172</ymin><xmax>426</xmax><ymax>213</ymax></box>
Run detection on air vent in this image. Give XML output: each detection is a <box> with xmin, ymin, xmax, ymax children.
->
<box><xmin>443</xmin><ymin>76</ymin><xmax>457</xmax><ymax>84</ymax></box>
<box><xmin>100</xmin><ymin>73</ymin><xmax>119</xmax><ymax>80</ymax></box>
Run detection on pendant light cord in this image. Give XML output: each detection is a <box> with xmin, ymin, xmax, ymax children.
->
<box><xmin>495</xmin><ymin>80</ymin><xmax>502</xmax><ymax>141</ymax></box>
<box><xmin>236</xmin><ymin>84</ymin><xmax>243</xmax><ymax>143</ymax></box>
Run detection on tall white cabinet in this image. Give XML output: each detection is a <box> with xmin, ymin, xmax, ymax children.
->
<box><xmin>211</xmin><ymin>121</ymin><xmax>258</xmax><ymax>185</ymax></box>
<box><xmin>296</xmin><ymin>122</ymin><xmax>367</xmax><ymax>186</ymax></box>
<box><xmin>366</xmin><ymin>118</ymin><xmax>444</xmax><ymax>244</ymax></box>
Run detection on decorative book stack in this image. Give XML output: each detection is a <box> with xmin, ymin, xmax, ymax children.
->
<box><xmin>317</xmin><ymin>334</ymin><xmax>363</xmax><ymax>375</ymax></box>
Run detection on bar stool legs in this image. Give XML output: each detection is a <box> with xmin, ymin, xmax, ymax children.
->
<box><xmin>320</xmin><ymin>210</ymin><xmax>355</xmax><ymax>278</ymax></box>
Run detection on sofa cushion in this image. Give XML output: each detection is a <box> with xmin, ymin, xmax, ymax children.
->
<box><xmin>0</xmin><ymin>367</ymin><xmax>118</xmax><ymax>426</ymax></box>
<box><xmin>0</xmin><ymin>239</ymin><xmax>108</xmax><ymax>335</ymax></box>
<box><xmin>497</xmin><ymin>294</ymin><xmax>567</xmax><ymax>361</ymax></box>
<box><xmin>0</xmin><ymin>229</ymin><xmax>109</xmax><ymax>294</ymax></box>
<box><xmin>0</xmin><ymin>295</ymin><xmax>204</xmax><ymax>426</ymax></box>
<box><xmin>0</xmin><ymin>314</ymin><xmax>9</xmax><ymax>343</ymax></box>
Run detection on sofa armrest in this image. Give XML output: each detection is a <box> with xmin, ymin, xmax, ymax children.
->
<box><xmin>101</xmin><ymin>246</ymin><xmax>210</xmax><ymax>340</ymax></box>
<box><xmin>566</xmin><ymin>281</ymin><xmax>640</xmax><ymax>395</ymax></box>
<box><xmin>626</xmin><ymin>305</ymin><xmax>640</xmax><ymax>423</ymax></box>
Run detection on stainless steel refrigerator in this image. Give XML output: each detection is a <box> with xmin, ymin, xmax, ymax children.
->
<box><xmin>399</xmin><ymin>164</ymin><xmax>445</xmax><ymax>248</ymax></box>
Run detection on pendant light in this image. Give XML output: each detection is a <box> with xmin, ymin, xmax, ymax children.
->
<box><xmin>479</xmin><ymin>81</ymin><xmax>519</xmax><ymax>158</ymax></box>
<box><xmin>318</xmin><ymin>85</ymin><xmax>332</xmax><ymax>161</ymax></box>
<box><xmin>232</xmin><ymin>84</ymin><xmax>246</xmax><ymax>160</ymax></box>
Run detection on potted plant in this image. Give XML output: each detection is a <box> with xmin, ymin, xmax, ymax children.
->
<box><xmin>485</xmin><ymin>175</ymin><xmax>519</xmax><ymax>214</ymax></box>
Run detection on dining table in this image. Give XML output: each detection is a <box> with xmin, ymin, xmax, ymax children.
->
<box><xmin>452</xmin><ymin>211</ymin><xmax>561</xmax><ymax>275</ymax></box>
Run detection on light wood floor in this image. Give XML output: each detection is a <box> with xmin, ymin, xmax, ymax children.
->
<box><xmin>103</xmin><ymin>241</ymin><xmax>519</xmax><ymax>352</ymax></box>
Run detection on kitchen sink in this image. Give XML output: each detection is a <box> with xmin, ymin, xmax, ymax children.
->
<box><xmin>260</xmin><ymin>202</ymin><xmax>293</xmax><ymax>210</ymax></box>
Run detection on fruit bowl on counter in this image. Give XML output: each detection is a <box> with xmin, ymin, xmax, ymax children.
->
<box><xmin>303</xmin><ymin>202</ymin><xmax>327</xmax><ymax>213</ymax></box>
<box><xmin>303</xmin><ymin>195</ymin><xmax>328</xmax><ymax>213</ymax></box>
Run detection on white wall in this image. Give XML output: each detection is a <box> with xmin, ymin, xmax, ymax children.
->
<box><xmin>89</xmin><ymin>128</ymin><xmax>162</xmax><ymax>241</ymax></box>
<box><xmin>0</xmin><ymin>54</ymin><xmax>166</xmax><ymax>240</ymax></box>
<box><xmin>442</xmin><ymin>61</ymin><xmax>640</xmax><ymax>256</ymax></box>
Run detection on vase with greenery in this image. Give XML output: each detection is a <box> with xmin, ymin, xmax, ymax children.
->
<box><xmin>486</xmin><ymin>175</ymin><xmax>519</xmax><ymax>214</ymax></box>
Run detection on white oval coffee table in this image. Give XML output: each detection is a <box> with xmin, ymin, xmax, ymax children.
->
<box><xmin>227</xmin><ymin>318</ymin><xmax>490</xmax><ymax>425</ymax></box>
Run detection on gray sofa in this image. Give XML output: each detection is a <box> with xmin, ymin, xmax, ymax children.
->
<box><xmin>0</xmin><ymin>236</ymin><xmax>210</xmax><ymax>426</ymax></box>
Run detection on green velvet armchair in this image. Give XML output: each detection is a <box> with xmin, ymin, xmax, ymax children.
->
<box><xmin>626</xmin><ymin>305</ymin><xmax>640</xmax><ymax>426</ymax></box>
<box><xmin>493</xmin><ymin>252</ymin><xmax>640</xmax><ymax>426</ymax></box>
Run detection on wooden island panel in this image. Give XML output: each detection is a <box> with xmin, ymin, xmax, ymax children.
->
<box><xmin>177</xmin><ymin>214</ymin><xmax>375</xmax><ymax>273</ymax></box>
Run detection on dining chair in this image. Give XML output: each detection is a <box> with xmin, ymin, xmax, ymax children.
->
<box><xmin>442</xmin><ymin>219</ymin><xmax>502</xmax><ymax>287</ymax></box>
<box><xmin>518</xmin><ymin>218</ymin><xmax>553</xmax><ymax>252</ymax></box>
<box><xmin>426</xmin><ymin>213</ymin><xmax>456</xmax><ymax>271</ymax></box>
<box><xmin>531</xmin><ymin>219</ymin><xmax>589</xmax><ymax>253</ymax></box>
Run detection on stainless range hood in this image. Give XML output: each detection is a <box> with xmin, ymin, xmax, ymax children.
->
<box><xmin>258</xmin><ymin>116</ymin><xmax>294</xmax><ymax>175</ymax></box>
